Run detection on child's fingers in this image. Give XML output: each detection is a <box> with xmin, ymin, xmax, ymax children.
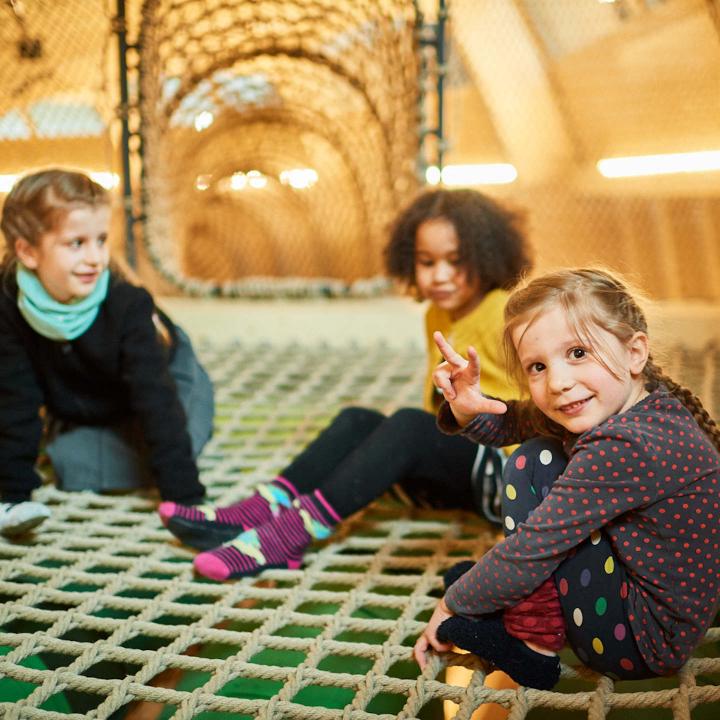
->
<box><xmin>431</xmin><ymin>639</ymin><xmax>454</xmax><ymax>653</ymax></box>
<box><xmin>413</xmin><ymin>635</ymin><xmax>429</xmax><ymax>669</ymax></box>
<box><xmin>485</xmin><ymin>398</ymin><xmax>508</xmax><ymax>415</ymax></box>
<box><xmin>466</xmin><ymin>346</ymin><xmax>507</xmax><ymax>414</ymax></box>
<box><xmin>433</xmin><ymin>331</ymin><xmax>467</xmax><ymax>368</ymax></box>
<box><xmin>466</xmin><ymin>345</ymin><xmax>480</xmax><ymax>378</ymax></box>
<box><xmin>432</xmin><ymin>363</ymin><xmax>457</xmax><ymax>400</ymax></box>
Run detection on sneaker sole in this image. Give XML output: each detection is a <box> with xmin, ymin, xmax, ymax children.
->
<box><xmin>1</xmin><ymin>515</ymin><xmax>48</xmax><ymax>537</ymax></box>
<box><xmin>166</xmin><ymin>516</ymin><xmax>246</xmax><ymax>550</ymax></box>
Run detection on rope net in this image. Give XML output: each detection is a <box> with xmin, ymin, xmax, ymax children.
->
<box><xmin>0</xmin><ymin>339</ymin><xmax>718</xmax><ymax>719</ymax></box>
<box><xmin>0</xmin><ymin>1</ymin><xmax>115</xmax><ymax>178</ymax></box>
<box><xmin>0</xmin><ymin>1</ymin><xmax>719</xmax><ymax>717</ymax></box>
<box><xmin>137</xmin><ymin>0</ymin><xmax>421</xmax><ymax>296</ymax></box>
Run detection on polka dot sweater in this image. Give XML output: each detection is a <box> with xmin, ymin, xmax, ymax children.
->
<box><xmin>438</xmin><ymin>388</ymin><xmax>720</xmax><ymax>675</ymax></box>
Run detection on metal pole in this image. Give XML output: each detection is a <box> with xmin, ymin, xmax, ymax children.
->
<box><xmin>417</xmin><ymin>0</ymin><xmax>448</xmax><ymax>179</ymax></box>
<box><xmin>436</xmin><ymin>0</ymin><xmax>447</xmax><ymax>172</ymax></box>
<box><xmin>114</xmin><ymin>0</ymin><xmax>136</xmax><ymax>268</ymax></box>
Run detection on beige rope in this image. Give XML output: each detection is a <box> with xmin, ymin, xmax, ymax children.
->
<box><xmin>0</xmin><ymin>340</ymin><xmax>718</xmax><ymax>719</ymax></box>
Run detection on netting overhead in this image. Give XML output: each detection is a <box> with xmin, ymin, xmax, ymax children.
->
<box><xmin>139</xmin><ymin>0</ymin><xmax>421</xmax><ymax>293</ymax></box>
<box><xmin>2</xmin><ymin>1</ymin><xmax>718</xmax><ymax>302</ymax></box>
<box><xmin>0</xmin><ymin>0</ymin><xmax>113</xmax><ymax>174</ymax></box>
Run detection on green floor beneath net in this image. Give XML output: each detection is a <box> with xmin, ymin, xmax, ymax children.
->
<box><xmin>4</xmin><ymin>606</ymin><xmax>718</xmax><ymax>719</ymax></box>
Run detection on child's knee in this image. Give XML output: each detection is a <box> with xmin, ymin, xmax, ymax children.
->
<box><xmin>501</xmin><ymin>438</ymin><xmax>567</xmax><ymax>529</ymax></box>
<box><xmin>386</xmin><ymin>407</ymin><xmax>433</xmax><ymax>438</ymax></box>
<box><xmin>505</xmin><ymin>438</ymin><xmax>566</xmax><ymax>483</ymax></box>
<box><xmin>47</xmin><ymin>425</ymin><xmax>152</xmax><ymax>493</ymax></box>
<box><xmin>333</xmin><ymin>406</ymin><xmax>385</xmax><ymax>433</ymax></box>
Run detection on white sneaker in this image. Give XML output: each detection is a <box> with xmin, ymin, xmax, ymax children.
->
<box><xmin>0</xmin><ymin>502</ymin><xmax>51</xmax><ymax>536</ymax></box>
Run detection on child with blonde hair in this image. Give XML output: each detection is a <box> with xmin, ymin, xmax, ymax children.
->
<box><xmin>415</xmin><ymin>268</ymin><xmax>720</xmax><ymax>689</ymax></box>
<box><xmin>0</xmin><ymin>169</ymin><xmax>212</xmax><ymax>534</ymax></box>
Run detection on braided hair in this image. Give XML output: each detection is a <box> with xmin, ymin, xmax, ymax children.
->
<box><xmin>502</xmin><ymin>267</ymin><xmax>720</xmax><ymax>452</ymax></box>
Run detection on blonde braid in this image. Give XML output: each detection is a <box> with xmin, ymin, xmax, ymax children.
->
<box><xmin>504</xmin><ymin>268</ymin><xmax>720</xmax><ymax>453</ymax></box>
<box><xmin>614</xmin><ymin>279</ymin><xmax>720</xmax><ymax>452</ymax></box>
<box><xmin>644</xmin><ymin>356</ymin><xmax>720</xmax><ymax>453</ymax></box>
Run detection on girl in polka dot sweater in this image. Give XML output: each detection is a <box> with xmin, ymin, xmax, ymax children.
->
<box><xmin>414</xmin><ymin>268</ymin><xmax>720</xmax><ymax>690</ymax></box>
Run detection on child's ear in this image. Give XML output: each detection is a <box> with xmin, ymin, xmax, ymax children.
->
<box><xmin>627</xmin><ymin>331</ymin><xmax>649</xmax><ymax>375</ymax></box>
<box><xmin>14</xmin><ymin>237</ymin><xmax>39</xmax><ymax>270</ymax></box>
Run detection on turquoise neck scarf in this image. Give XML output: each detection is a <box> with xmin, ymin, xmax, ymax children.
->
<box><xmin>16</xmin><ymin>265</ymin><xmax>110</xmax><ymax>341</ymax></box>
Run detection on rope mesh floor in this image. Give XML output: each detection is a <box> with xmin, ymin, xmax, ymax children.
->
<box><xmin>1</xmin><ymin>341</ymin><xmax>719</xmax><ymax>719</ymax></box>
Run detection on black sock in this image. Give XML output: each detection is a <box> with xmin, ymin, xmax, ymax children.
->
<box><xmin>443</xmin><ymin>560</ymin><xmax>476</xmax><ymax>590</ymax></box>
<box><xmin>437</xmin><ymin>614</ymin><xmax>560</xmax><ymax>690</ymax></box>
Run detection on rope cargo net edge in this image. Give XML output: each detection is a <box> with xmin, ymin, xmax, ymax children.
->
<box><xmin>0</xmin><ymin>340</ymin><xmax>718</xmax><ymax>719</ymax></box>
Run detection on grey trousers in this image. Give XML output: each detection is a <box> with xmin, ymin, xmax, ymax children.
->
<box><xmin>46</xmin><ymin>328</ymin><xmax>214</xmax><ymax>493</ymax></box>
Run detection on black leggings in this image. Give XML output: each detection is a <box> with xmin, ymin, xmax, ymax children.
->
<box><xmin>280</xmin><ymin>407</ymin><xmax>479</xmax><ymax>518</ymax></box>
<box><xmin>502</xmin><ymin>437</ymin><xmax>655</xmax><ymax>680</ymax></box>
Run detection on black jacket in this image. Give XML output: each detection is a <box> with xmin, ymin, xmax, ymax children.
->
<box><xmin>0</xmin><ymin>271</ymin><xmax>206</xmax><ymax>503</ymax></box>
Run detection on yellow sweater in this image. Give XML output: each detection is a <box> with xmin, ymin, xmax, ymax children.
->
<box><xmin>423</xmin><ymin>288</ymin><xmax>519</xmax><ymax>414</ymax></box>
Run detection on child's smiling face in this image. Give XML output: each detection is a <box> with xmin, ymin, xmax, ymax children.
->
<box><xmin>16</xmin><ymin>204</ymin><xmax>110</xmax><ymax>303</ymax></box>
<box><xmin>512</xmin><ymin>304</ymin><xmax>649</xmax><ymax>434</ymax></box>
<box><xmin>414</xmin><ymin>218</ymin><xmax>482</xmax><ymax>321</ymax></box>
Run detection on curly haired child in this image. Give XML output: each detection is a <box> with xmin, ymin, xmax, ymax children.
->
<box><xmin>160</xmin><ymin>188</ymin><xmax>532</xmax><ymax>581</ymax></box>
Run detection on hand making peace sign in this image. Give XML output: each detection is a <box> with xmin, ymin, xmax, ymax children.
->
<box><xmin>432</xmin><ymin>331</ymin><xmax>508</xmax><ymax>427</ymax></box>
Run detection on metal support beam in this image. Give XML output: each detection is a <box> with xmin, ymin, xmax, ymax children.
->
<box><xmin>113</xmin><ymin>0</ymin><xmax>138</xmax><ymax>268</ymax></box>
<box><xmin>417</xmin><ymin>0</ymin><xmax>448</xmax><ymax>180</ymax></box>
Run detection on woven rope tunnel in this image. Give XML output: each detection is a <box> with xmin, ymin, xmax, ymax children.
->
<box><xmin>0</xmin><ymin>339</ymin><xmax>719</xmax><ymax>719</ymax></box>
<box><xmin>2</xmin><ymin>1</ymin><xmax>719</xmax><ymax>301</ymax></box>
<box><xmin>138</xmin><ymin>0</ymin><xmax>421</xmax><ymax>295</ymax></box>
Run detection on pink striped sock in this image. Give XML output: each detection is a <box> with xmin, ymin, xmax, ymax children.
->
<box><xmin>193</xmin><ymin>492</ymin><xmax>338</xmax><ymax>581</ymax></box>
<box><xmin>158</xmin><ymin>476</ymin><xmax>298</xmax><ymax>529</ymax></box>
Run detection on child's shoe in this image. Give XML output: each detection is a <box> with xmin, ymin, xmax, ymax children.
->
<box><xmin>159</xmin><ymin>477</ymin><xmax>299</xmax><ymax>550</ymax></box>
<box><xmin>193</xmin><ymin>491</ymin><xmax>339</xmax><ymax>581</ymax></box>
<box><xmin>443</xmin><ymin>560</ymin><xmax>476</xmax><ymax>589</ymax></box>
<box><xmin>0</xmin><ymin>502</ymin><xmax>51</xmax><ymax>537</ymax></box>
<box><xmin>437</xmin><ymin>613</ymin><xmax>561</xmax><ymax>690</ymax></box>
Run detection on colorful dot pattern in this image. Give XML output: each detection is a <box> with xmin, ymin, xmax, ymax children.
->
<box><xmin>504</xmin><ymin>437</ymin><xmax>652</xmax><ymax>678</ymax></box>
<box><xmin>444</xmin><ymin>389</ymin><xmax>720</xmax><ymax>678</ymax></box>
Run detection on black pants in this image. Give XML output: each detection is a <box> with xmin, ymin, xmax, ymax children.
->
<box><xmin>281</xmin><ymin>407</ymin><xmax>480</xmax><ymax>518</ymax></box>
<box><xmin>502</xmin><ymin>437</ymin><xmax>655</xmax><ymax>680</ymax></box>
